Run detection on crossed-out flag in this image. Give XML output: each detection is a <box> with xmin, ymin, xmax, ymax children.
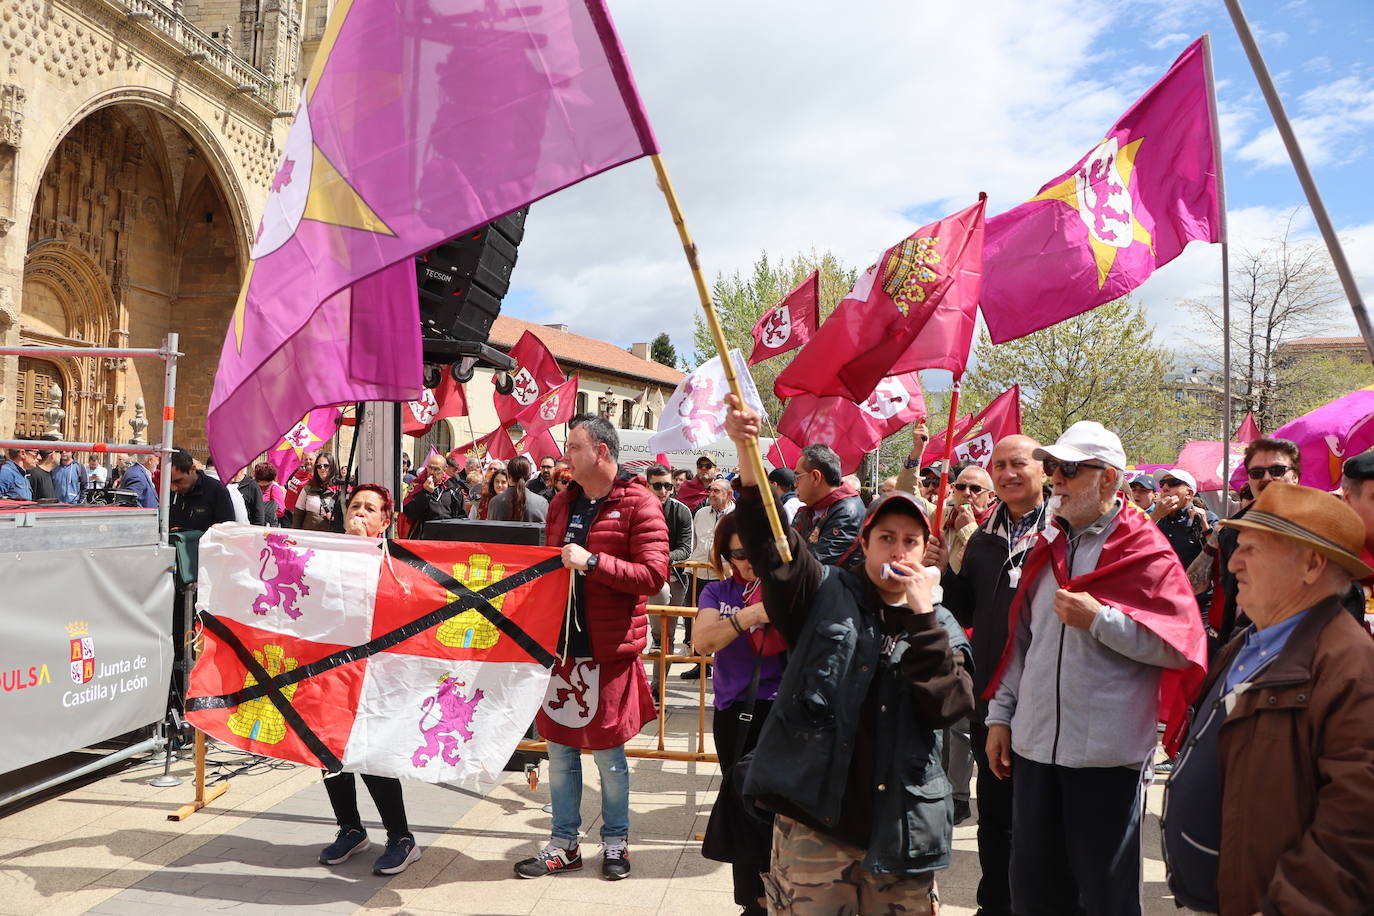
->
<box><xmin>778</xmin><ymin>372</ymin><xmax>927</xmax><ymax>475</ymax></box>
<box><xmin>647</xmin><ymin>350</ymin><xmax>764</xmax><ymax>455</ymax></box>
<box><xmin>207</xmin><ymin>0</ymin><xmax>659</xmax><ymax>475</ymax></box>
<box><xmin>980</xmin><ymin>37</ymin><xmax>1221</xmax><ymax>344</ymax></box>
<box><xmin>925</xmin><ymin>385</ymin><xmax>1022</xmax><ymax>470</ymax></box>
<box><xmin>497</xmin><ymin>332</ymin><xmax>566</xmax><ymax>428</ymax></box>
<box><xmin>1228</xmin><ymin>386</ymin><xmax>1374</xmax><ymax>492</ymax></box>
<box><xmin>267</xmin><ymin>406</ymin><xmax>344</xmax><ymax>484</ymax></box>
<box><xmin>775</xmin><ymin>198</ymin><xmax>986</xmax><ymax>402</ymax></box>
<box><xmin>187</xmin><ymin>525</ymin><xmax>570</xmax><ymax>783</ymax></box>
<box><xmin>748</xmin><ymin>271</ymin><xmax>820</xmax><ymax>366</ymax></box>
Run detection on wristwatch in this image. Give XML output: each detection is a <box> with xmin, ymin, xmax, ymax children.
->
<box><xmin>903</xmin><ymin>457</ymin><xmax>922</xmax><ymax>470</ymax></box>
<box><xmin>585</xmin><ymin>554</ymin><xmax>599</xmax><ymax>573</ymax></box>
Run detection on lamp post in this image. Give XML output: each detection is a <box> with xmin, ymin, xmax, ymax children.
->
<box><xmin>597</xmin><ymin>387</ymin><xmax>616</xmax><ymax>422</ymax></box>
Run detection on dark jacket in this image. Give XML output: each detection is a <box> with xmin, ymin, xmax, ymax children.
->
<box><xmin>793</xmin><ymin>490</ymin><xmax>865</xmax><ymax>567</ymax></box>
<box><xmin>1193</xmin><ymin>595</ymin><xmax>1374</xmax><ymax>916</ymax></box>
<box><xmin>402</xmin><ymin>477</ymin><xmax>464</xmax><ymax>537</ymax></box>
<box><xmin>663</xmin><ymin>496</ymin><xmax>693</xmax><ymax>585</ymax></box>
<box><xmin>169</xmin><ymin>470</ymin><xmax>237</xmax><ymax>533</ymax></box>
<box><xmin>736</xmin><ymin>485</ymin><xmax>974</xmax><ymax>876</ymax></box>
<box><xmin>545</xmin><ymin>469</ymin><xmax>669</xmax><ymax>661</ymax></box>
<box><xmin>941</xmin><ymin>502</ymin><xmax>1048</xmax><ymax>718</ymax></box>
<box><xmin>236</xmin><ymin>475</ymin><xmax>266</xmax><ymax>526</ymax></box>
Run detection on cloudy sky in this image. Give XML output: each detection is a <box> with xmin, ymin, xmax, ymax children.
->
<box><xmin>498</xmin><ymin>0</ymin><xmax>1374</xmax><ymax>378</ymax></box>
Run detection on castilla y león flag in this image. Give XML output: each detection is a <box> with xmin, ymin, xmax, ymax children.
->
<box><xmin>207</xmin><ymin>0</ymin><xmax>659</xmax><ymax>476</ymax></box>
<box><xmin>187</xmin><ymin>525</ymin><xmax>570</xmax><ymax>784</ymax></box>
<box><xmin>980</xmin><ymin>37</ymin><xmax>1220</xmax><ymax>344</ymax></box>
<box><xmin>774</xmin><ymin>198</ymin><xmax>985</xmax><ymax>401</ymax></box>
<box><xmin>748</xmin><ymin>271</ymin><xmax>820</xmax><ymax>366</ymax></box>
<box><xmin>925</xmin><ymin>385</ymin><xmax>1022</xmax><ymax>469</ymax></box>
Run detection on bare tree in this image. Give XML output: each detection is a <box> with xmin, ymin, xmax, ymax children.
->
<box><xmin>1186</xmin><ymin>211</ymin><xmax>1344</xmax><ymax>430</ymax></box>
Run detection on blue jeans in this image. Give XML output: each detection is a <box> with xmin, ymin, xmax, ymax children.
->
<box><xmin>546</xmin><ymin>739</ymin><xmax>630</xmax><ymax>847</ymax></box>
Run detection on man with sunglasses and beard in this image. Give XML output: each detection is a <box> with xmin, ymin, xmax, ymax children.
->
<box><xmin>984</xmin><ymin>421</ymin><xmax>1205</xmax><ymax>916</ymax></box>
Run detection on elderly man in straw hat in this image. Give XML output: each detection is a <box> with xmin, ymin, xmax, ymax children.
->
<box><xmin>1162</xmin><ymin>482</ymin><xmax>1374</xmax><ymax>916</ymax></box>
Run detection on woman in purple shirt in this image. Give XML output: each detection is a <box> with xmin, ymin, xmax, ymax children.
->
<box><xmin>694</xmin><ymin>511</ymin><xmax>786</xmax><ymax>915</ymax></box>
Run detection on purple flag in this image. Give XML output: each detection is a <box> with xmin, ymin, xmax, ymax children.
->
<box><xmin>209</xmin><ymin>0</ymin><xmax>659</xmax><ymax>474</ymax></box>
<box><xmin>266</xmin><ymin>406</ymin><xmax>344</xmax><ymax>485</ymax></box>
<box><xmin>1228</xmin><ymin>386</ymin><xmax>1374</xmax><ymax>492</ymax></box>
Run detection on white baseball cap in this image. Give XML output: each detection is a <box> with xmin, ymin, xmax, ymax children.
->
<box><xmin>1161</xmin><ymin>468</ymin><xmax>1198</xmax><ymax>491</ymax></box>
<box><xmin>1033</xmin><ymin>421</ymin><xmax>1127</xmax><ymax>470</ymax></box>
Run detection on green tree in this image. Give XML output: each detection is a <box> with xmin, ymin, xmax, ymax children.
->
<box><xmin>962</xmin><ymin>298</ymin><xmax>1178</xmax><ymax>462</ymax></box>
<box><xmin>692</xmin><ymin>250</ymin><xmax>857</xmax><ymax>430</ymax></box>
<box><xmin>649</xmin><ymin>332</ymin><xmax>677</xmax><ymax>368</ymax></box>
<box><xmin>1273</xmin><ymin>351</ymin><xmax>1374</xmax><ymax>423</ymax></box>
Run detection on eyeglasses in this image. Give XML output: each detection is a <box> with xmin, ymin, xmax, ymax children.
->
<box><xmin>1042</xmin><ymin>458</ymin><xmax>1108</xmax><ymax>479</ymax></box>
<box><xmin>952</xmin><ymin>483</ymin><xmax>986</xmax><ymax>494</ymax></box>
<box><xmin>649</xmin><ymin>481</ymin><xmax>674</xmax><ymax>491</ymax></box>
<box><xmin>540</xmin><ymin>464</ymin><xmax>555</xmax><ymax>470</ymax></box>
<box><xmin>727</xmin><ymin>548</ymin><xmax>749</xmax><ymax>561</ymax></box>
<box><xmin>315</xmin><ymin>463</ymin><xmax>331</xmax><ymax>470</ymax></box>
<box><xmin>1247</xmin><ymin>464</ymin><xmax>1292</xmax><ymax>480</ymax></box>
<box><xmin>1159</xmin><ymin>478</ymin><xmax>1187</xmax><ymax>488</ymax></box>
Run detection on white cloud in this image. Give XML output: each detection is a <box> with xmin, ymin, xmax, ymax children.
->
<box><xmin>1235</xmin><ymin>75</ymin><xmax>1374</xmax><ymax>169</ymax></box>
<box><xmin>1149</xmin><ymin>32</ymin><xmax>1192</xmax><ymax>51</ymax></box>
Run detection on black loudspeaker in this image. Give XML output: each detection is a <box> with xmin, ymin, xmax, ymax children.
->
<box><xmin>420</xmin><ymin>518</ymin><xmax>545</xmax><ymax>547</ymax></box>
<box><xmin>416</xmin><ymin>208</ymin><xmax>528</xmax><ymax>350</ymax></box>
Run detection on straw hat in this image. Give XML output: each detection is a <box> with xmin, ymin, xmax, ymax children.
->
<box><xmin>1218</xmin><ymin>482</ymin><xmax>1373</xmax><ymax>578</ymax></box>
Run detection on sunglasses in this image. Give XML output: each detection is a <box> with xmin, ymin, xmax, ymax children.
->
<box><xmin>953</xmin><ymin>483</ymin><xmax>986</xmax><ymax>494</ymax></box>
<box><xmin>650</xmin><ymin>481</ymin><xmax>674</xmax><ymax>491</ymax></box>
<box><xmin>1042</xmin><ymin>458</ymin><xmax>1108</xmax><ymax>479</ymax></box>
<box><xmin>1160</xmin><ymin>478</ymin><xmax>1187</xmax><ymax>488</ymax></box>
<box><xmin>1247</xmin><ymin>464</ymin><xmax>1292</xmax><ymax>480</ymax></box>
<box><xmin>315</xmin><ymin>463</ymin><xmax>332</xmax><ymax>470</ymax></box>
<box><xmin>727</xmin><ymin>548</ymin><xmax>749</xmax><ymax>561</ymax></box>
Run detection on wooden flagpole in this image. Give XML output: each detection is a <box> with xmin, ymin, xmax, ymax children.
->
<box><xmin>1202</xmin><ymin>33</ymin><xmax>1235</xmax><ymax>518</ymax></box>
<box><xmin>1223</xmin><ymin>0</ymin><xmax>1374</xmax><ymax>363</ymax></box>
<box><xmin>650</xmin><ymin>154</ymin><xmax>792</xmax><ymax>561</ymax></box>
<box><xmin>931</xmin><ymin>378</ymin><xmax>961</xmax><ymax>535</ymax></box>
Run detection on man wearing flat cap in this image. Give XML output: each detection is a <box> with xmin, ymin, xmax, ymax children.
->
<box><xmin>1162</xmin><ymin>482</ymin><xmax>1374</xmax><ymax>916</ymax></box>
<box><xmin>1339</xmin><ymin>450</ymin><xmax>1374</xmax><ymax>633</ymax></box>
<box><xmin>984</xmin><ymin>421</ymin><xmax>1206</xmax><ymax>915</ymax></box>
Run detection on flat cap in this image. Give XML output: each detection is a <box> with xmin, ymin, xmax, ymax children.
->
<box><xmin>1343</xmin><ymin>451</ymin><xmax>1374</xmax><ymax>481</ymax></box>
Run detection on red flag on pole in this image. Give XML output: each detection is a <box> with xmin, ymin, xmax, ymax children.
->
<box><xmin>496</xmin><ymin>331</ymin><xmax>565</xmax><ymax>426</ymax></box>
<box><xmin>777</xmin><ymin>372</ymin><xmax>927</xmax><ymax>475</ymax></box>
<box><xmin>516</xmin><ymin>373</ymin><xmax>580</xmax><ymax>435</ymax></box>
<box><xmin>748</xmin><ymin>271</ymin><xmax>820</xmax><ymax>365</ymax></box>
<box><xmin>925</xmin><ymin>385</ymin><xmax>1022</xmax><ymax>468</ymax></box>
<box><xmin>1234</xmin><ymin>412</ymin><xmax>1261</xmax><ymax>443</ymax></box>
<box><xmin>512</xmin><ymin>426</ymin><xmax>563</xmax><ymax>462</ymax></box>
<box><xmin>774</xmin><ymin>198</ymin><xmax>985</xmax><ymax>401</ymax></box>
<box><xmin>450</xmin><ymin>428</ymin><xmax>516</xmax><ymax>465</ymax></box>
<box><xmin>766</xmin><ymin>436</ymin><xmax>802</xmax><ymax>470</ymax></box>
<box><xmin>402</xmin><ymin>373</ymin><xmax>467</xmax><ymax>437</ymax></box>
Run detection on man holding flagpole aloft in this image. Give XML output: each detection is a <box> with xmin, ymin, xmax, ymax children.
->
<box><xmin>720</xmin><ymin>392</ymin><xmax>972</xmax><ymax>915</ymax></box>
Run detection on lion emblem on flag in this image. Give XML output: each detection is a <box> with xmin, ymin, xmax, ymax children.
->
<box><xmin>676</xmin><ymin>375</ymin><xmax>726</xmax><ymax>446</ymax></box>
<box><xmin>252</xmin><ymin>532</ymin><xmax>314</xmax><ymax>620</ymax></box>
<box><xmin>412</xmin><ymin>675</ymin><xmax>486</xmax><ymax>767</ymax></box>
<box><xmin>512</xmin><ymin>367</ymin><xmax>538</xmax><ymax>405</ymax></box>
<box><xmin>859</xmin><ymin>377</ymin><xmax>909</xmax><ymax>421</ymax></box>
<box><xmin>539</xmin><ymin>392</ymin><xmax>561</xmax><ymax>422</ymax></box>
<box><xmin>408</xmin><ymin>388</ymin><xmax>439</xmax><ymax>425</ymax></box>
<box><xmin>759</xmin><ymin>305</ymin><xmax>792</xmax><ymax>349</ymax></box>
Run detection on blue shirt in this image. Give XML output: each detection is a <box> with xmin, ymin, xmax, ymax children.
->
<box><xmin>121</xmin><ymin>462</ymin><xmax>159</xmax><ymax>509</ymax></box>
<box><xmin>0</xmin><ymin>461</ymin><xmax>32</xmax><ymax>500</ymax></box>
<box><xmin>1224</xmin><ymin>610</ymin><xmax>1309</xmax><ymax>693</ymax></box>
<box><xmin>52</xmin><ymin>462</ymin><xmax>84</xmax><ymax>502</ymax></box>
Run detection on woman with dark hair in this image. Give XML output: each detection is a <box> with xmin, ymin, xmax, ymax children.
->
<box><xmin>489</xmin><ymin>456</ymin><xmax>549</xmax><ymax>523</ymax></box>
<box><xmin>694</xmin><ymin>511</ymin><xmax>786</xmax><ymax>915</ymax></box>
<box><xmin>254</xmin><ymin>462</ymin><xmax>287</xmax><ymax>526</ymax></box>
<box><xmin>318</xmin><ymin>484</ymin><xmax>419</xmax><ymax>875</ymax></box>
<box><xmin>292</xmin><ymin>451</ymin><xmax>341</xmax><ymax>532</ymax></box>
<box><xmin>471</xmin><ymin>466</ymin><xmax>509</xmax><ymax>520</ymax></box>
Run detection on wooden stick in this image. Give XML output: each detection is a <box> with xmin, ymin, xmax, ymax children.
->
<box><xmin>167</xmin><ymin>731</ymin><xmax>229</xmax><ymax>821</ymax></box>
<box><xmin>650</xmin><ymin>154</ymin><xmax>792</xmax><ymax>562</ymax></box>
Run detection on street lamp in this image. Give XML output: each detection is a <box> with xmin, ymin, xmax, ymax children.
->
<box><xmin>597</xmin><ymin>387</ymin><xmax>616</xmax><ymax>422</ymax></box>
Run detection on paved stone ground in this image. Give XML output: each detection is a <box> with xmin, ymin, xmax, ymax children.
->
<box><xmin>0</xmin><ymin>683</ymin><xmax>1190</xmax><ymax>915</ymax></box>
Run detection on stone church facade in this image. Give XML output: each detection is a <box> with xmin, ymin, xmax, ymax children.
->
<box><xmin>0</xmin><ymin>0</ymin><xmax>330</xmax><ymax>454</ymax></box>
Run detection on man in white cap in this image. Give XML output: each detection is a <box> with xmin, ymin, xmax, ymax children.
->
<box><xmin>1153</xmin><ymin>468</ymin><xmax>1216</xmax><ymax>573</ymax></box>
<box><xmin>983</xmin><ymin>421</ymin><xmax>1206</xmax><ymax>916</ymax></box>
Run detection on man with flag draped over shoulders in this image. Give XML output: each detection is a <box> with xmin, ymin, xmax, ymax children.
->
<box><xmin>983</xmin><ymin>421</ymin><xmax>1205</xmax><ymax>916</ymax></box>
<box><xmin>515</xmin><ymin>413</ymin><xmax>667</xmax><ymax>882</ymax></box>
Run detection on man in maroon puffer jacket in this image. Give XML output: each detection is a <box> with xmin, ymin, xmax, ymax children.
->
<box><xmin>515</xmin><ymin>413</ymin><xmax>669</xmax><ymax>883</ymax></box>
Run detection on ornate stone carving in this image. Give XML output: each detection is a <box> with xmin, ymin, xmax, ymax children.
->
<box><xmin>128</xmin><ymin>397</ymin><xmax>148</xmax><ymax>444</ymax></box>
<box><xmin>0</xmin><ymin>83</ymin><xmax>22</xmax><ymax>149</ymax></box>
<box><xmin>42</xmin><ymin>381</ymin><xmax>66</xmax><ymax>439</ymax></box>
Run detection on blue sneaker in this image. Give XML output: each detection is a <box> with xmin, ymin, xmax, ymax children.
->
<box><xmin>319</xmin><ymin>827</ymin><xmax>370</xmax><ymax>865</ymax></box>
<box><xmin>373</xmin><ymin>835</ymin><xmax>420</xmax><ymax>875</ymax></box>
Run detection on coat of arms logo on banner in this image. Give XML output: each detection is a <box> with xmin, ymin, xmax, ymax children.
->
<box><xmin>66</xmin><ymin>621</ymin><xmax>94</xmax><ymax>685</ymax></box>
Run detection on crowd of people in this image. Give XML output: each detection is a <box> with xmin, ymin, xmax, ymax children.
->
<box><xmin>6</xmin><ymin>404</ymin><xmax>1372</xmax><ymax>916</ymax></box>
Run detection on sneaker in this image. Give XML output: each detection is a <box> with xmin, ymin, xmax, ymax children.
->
<box><xmin>514</xmin><ymin>840</ymin><xmax>583</xmax><ymax>878</ymax></box>
<box><xmin>319</xmin><ymin>826</ymin><xmax>370</xmax><ymax>865</ymax></box>
<box><xmin>373</xmin><ymin>834</ymin><xmax>420</xmax><ymax>875</ymax></box>
<box><xmin>601</xmin><ymin>840</ymin><xmax>631</xmax><ymax>880</ymax></box>
<box><xmin>1154</xmin><ymin>758</ymin><xmax>1175</xmax><ymax>775</ymax></box>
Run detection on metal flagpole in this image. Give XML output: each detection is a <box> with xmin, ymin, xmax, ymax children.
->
<box><xmin>650</xmin><ymin>154</ymin><xmax>792</xmax><ymax>561</ymax></box>
<box><xmin>931</xmin><ymin>378</ymin><xmax>961</xmax><ymax>535</ymax></box>
<box><xmin>1223</xmin><ymin>0</ymin><xmax>1374</xmax><ymax>364</ymax></box>
<box><xmin>1202</xmin><ymin>34</ymin><xmax>1234</xmax><ymax>519</ymax></box>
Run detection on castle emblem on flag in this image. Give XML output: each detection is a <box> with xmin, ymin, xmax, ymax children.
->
<box><xmin>880</xmin><ymin>236</ymin><xmax>942</xmax><ymax>317</ymax></box>
<box><xmin>226</xmin><ymin>644</ymin><xmax>300</xmax><ymax>744</ymax></box>
<box><xmin>412</xmin><ymin>675</ymin><xmax>485</xmax><ymax>767</ymax></box>
<box><xmin>252</xmin><ymin>532</ymin><xmax>315</xmax><ymax>620</ymax></box>
<box><xmin>66</xmin><ymin>621</ymin><xmax>94</xmax><ymax>685</ymax></box>
<box><xmin>437</xmin><ymin>555</ymin><xmax>507</xmax><ymax>650</ymax></box>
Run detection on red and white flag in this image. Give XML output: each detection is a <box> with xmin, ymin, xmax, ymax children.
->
<box><xmin>187</xmin><ymin>526</ymin><xmax>570</xmax><ymax>783</ymax></box>
<box><xmin>748</xmin><ymin>271</ymin><xmax>820</xmax><ymax>365</ymax></box>
<box><xmin>926</xmin><ymin>385</ymin><xmax>1022</xmax><ymax>468</ymax></box>
<box><xmin>404</xmin><ymin>373</ymin><xmax>468</xmax><ymax>437</ymax></box>
<box><xmin>778</xmin><ymin>372</ymin><xmax>926</xmax><ymax>474</ymax></box>
<box><xmin>517</xmin><ymin>373</ymin><xmax>580</xmax><ymax>435</ymax></box>
<box><xmin>512</xmin><ymin>426</ymin><xmax>562</xmax><ymax>462</ymax></box>
<box><xmin>496</xmin><ymin>332</ymin><xmax>565</xmax><ymax>426</ymax></box>
<box><xmin>451</xmin><ymin>428</ymin><xmax>517</xmax><ymax>465</ymax></box>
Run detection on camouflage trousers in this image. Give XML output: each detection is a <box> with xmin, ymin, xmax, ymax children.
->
<box><xmin>762</xmin><ymin>815</ymin><xmax>938</xmax><ymax>915</ymax></box>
